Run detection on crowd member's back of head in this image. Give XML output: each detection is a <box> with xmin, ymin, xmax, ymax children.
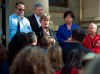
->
<box><xmin>48</xmin><ymin>45</ymin><xmax>63</xmax><ymax>73</ymax></box>
<box><xmin>71</xmin><ymin>28</ymin><xmax>86</xmax><ymax>43</ymax></box>
<box><xmin>38</xmin><ymin>36</ymin><xmax>51</xmax><ymax>50</ymax></box>
<box><xmin>0</xmin><ymin>44</ymin><xmax>9</xmax><ymax>74</ymax></box>
<box><xmin>62</xmin><ymin>28</ymin><xmax>90</xmax><ymax>64</ymax></box>
<box><xmin>61</xmin><ymin>49</ymin><xmax>85</xmax><ymax>74</ymax></box>
<box><xmin>84</xmin><ymin>55</ymin><xmax>100</xmax><ymax>74</ymax></box>
<box><xmin>81</xmin><ymin>52</ymin><xmax>96</xmax><ymax>69</ymax></box>
<box><xmin>9</xmin><ymin>45</ymin><xmax>54</xmax><ymax>74</ymax></box>
<box><xmin>27</xmin><ymin>31</ymin><xmax>37</xmax><ymax>46</ymax></box>
<box><xmin>8</xmin><ymin>32</ymin><xmax>29</xmax><ymax>64</ymax></box>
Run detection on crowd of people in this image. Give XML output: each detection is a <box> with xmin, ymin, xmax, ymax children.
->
<box><xmin>1</xmin><ymin>1</ymin><xmax>100</xmax><ymax>74</ymax></box>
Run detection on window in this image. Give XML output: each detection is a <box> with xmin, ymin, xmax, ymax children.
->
<box><xmin>49</xmin><ymin>0</ymin><xmax>68</xmax><ymax>7</ymax></box>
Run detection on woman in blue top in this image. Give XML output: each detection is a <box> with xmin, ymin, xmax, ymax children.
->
<box><xmin>56</xmin><ymin>11</ymin><xmax>80</xmax><ymax>47</ymax></box>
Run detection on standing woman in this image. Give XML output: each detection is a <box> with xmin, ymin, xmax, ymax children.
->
<box><xmin>56</xmin><ymin>11</ymin><xmax>79</xmax><ymax>47</ymax></box>
<box><xmin>36</xmin><ymin>14</ymin><xmax>58</xmax><ymax>45</ymax></box>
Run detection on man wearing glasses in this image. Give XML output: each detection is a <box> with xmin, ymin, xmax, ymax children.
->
<box><xmin>9</xmin><ymin>2</ymin><xmax>32</xmax><ymax>41</ymax></box>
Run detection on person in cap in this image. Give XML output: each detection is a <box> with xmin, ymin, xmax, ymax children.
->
<box><xmin>27</xmin><ymin>3</ymin><xmax>43</xmax><ymax>33</ymax></box>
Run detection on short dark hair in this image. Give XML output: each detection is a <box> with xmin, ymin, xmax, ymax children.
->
<box><xmin>61</xmin><ymin>49</ymin><xmax>84</xmax><ymax>74</ymax></box>
<box><xmin>39</xmin><ymin>36</ymin><xmax>51</xmax><ymax>49</ymax></box>
<box><xmin>27</xmin><ymin>31</ymin><xmax>37</xmax><ymax>44</ymax></box>
<box><xmin>8</xmin><ymin>32</ymin><xmax>29</xmax><ymax>63</ymax></box>
<box><xmin>15</xmin><ymin>2</ymin><xmax>24</xmax><ymax>8</ymax></box>
<box><xmin>72</xmin><ymin>28</ymin><xmax>86</xmax><ymax>42</ymax></box>
<box><xmin>63</xmin><ymin>11</ymin><xmax>75</xmax><ymax>20</ymax></box>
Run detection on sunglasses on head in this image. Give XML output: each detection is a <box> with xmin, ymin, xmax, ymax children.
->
<box><xmin>17</xmin><ymin>8</ymin><xmax>25</xmax><ymax>11</ymax></box>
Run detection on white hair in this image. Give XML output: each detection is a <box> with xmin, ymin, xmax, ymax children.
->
<box><xmin>89</xmin><ymin>23</ymin><xmax>97</xmax><ymax>29</ymax></box>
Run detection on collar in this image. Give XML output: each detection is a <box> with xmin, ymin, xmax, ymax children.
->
<box><xmin>34</xmin><ymin>13</ymin><xmax>40</xmax><ymax>19</ymax></box>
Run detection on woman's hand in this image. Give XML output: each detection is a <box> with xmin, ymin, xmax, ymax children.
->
<box><xmin>49</xmin><ymin>37</ymin><xmax>55</xmax><ymax>45</ymax></box>
<box><xmin>64</xmin><ymin>38</ymin><xmax>71</xmax><ymax>42</ymax></box>
<box><xmin>96</xmin><ymin>40</ymin><xmax>100</xmax><ymax>46</ymax></box>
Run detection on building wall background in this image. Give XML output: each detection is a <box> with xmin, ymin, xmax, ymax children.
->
<box><xmin>1</xmin><ymin>0</ymin><xmax>100</xmax><ymax>46</ymax></box>
<box><xmin>8</xmin><ymin>0</ymin><xmax>80</xmax><ymax>31</ymax></box>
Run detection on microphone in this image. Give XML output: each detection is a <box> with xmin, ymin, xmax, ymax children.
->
<box><xmin>46</xmin><ymin>27</ymin><xmax>49</xmax><ymax>32</ymax></box>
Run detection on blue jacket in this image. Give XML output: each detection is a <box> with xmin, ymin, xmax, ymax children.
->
<box><xmin>56</xmin><ymin>23</ymin><xmax>79</xmax><ymax>47</ymax></box>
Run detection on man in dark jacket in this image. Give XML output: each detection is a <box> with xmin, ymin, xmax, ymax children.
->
<box><xmin>27</xmin><ymin>3</ymin><xmax>43</xmax><ymax>33</ymax></box>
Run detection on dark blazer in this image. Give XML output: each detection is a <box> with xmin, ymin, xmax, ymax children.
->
<box><xmin>62</xmin><ymin>42</ymin><xmax>90</xmax><ymax>64</ymax></box>
<box><xmin>27</xmin><ymin>14</ymin><xmax>40</xmax><ymax>33</ymax></box>
<box><xmin>36</xmin><ymin>27</ymin><xmax>58</xmax><ymax>45</ymax></box>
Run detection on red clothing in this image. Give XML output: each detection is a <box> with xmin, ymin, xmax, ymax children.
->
<box><xmin>70</xmin><ymin>67</ymin><xmax>78</xmax><ymax>74</ymax></box>
<box><xmin>55</xmin><ymin>71</ymin><xmax>60</xmax><ymax>74</ymax></box>
<box><xmin>82</xmin><ymin>34</ymin><xmax>100</xmax><ymax>53</ymax></box>
<box><xmin>55</xmin><ymin>69</ymin><xmax>61</xmax><ymax>74</ymax></box>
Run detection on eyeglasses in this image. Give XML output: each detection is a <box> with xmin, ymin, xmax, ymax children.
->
<box><xmin>17</xmin><ymin>8</ymin><xmax>25</xmax><ymax>11</ymax></box>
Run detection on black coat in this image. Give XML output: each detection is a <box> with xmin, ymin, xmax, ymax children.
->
<box><xmin>36</xmin><ymin>27</ymin><xmax>58</xmax><ymax>45</ymax></box>
<box><xmin>27</xmin><ymin>14</ymin><xmax>40</xmax><ymax>33</ymax></box>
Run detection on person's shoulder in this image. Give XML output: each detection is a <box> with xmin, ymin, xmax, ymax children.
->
<box><xmin>27</xmin><ymin>14</ymin><xmax>34</xmax><ymax>18</ymax></box>
<box><xmin>96</xmin><ymin>34</ymin><xmax>100</xmax><ymax>36</ymax></box>
<box><xmin>37</xmin><ymin>27</ymin><xmax>42</xmax><ymax>32</ymax></box>
<box><xmin>59</xmin><ymin>24</ymin><xmax>66</xmax><ymax>28</ymax></box>
<box><xmin>24</xmin><ymin>16</ymin><xmax>30</xmax><ymax>21</ymax></box>
<box><xmin>72</xmin><ymin>23</ymin><xmax>79</xmax><ymax>26</ymax></box>
<box><xmin>9</xmin><ymin>13</ymin><xmax>16</xmax><ymax>19</ymax></box>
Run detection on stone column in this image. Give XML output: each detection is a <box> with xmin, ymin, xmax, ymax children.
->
<box><xmin>81</xmin><ymin>0</ymin><xmax>100</xmax><ymax>33</ymax></box>
<box><xmin>68</xmin><ymin>0</ymin><xmax>80</xmax><ymax>24</ymax></box>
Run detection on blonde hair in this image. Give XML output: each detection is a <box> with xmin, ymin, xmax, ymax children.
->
<box><xmin>48</xmin><ymin>45</ymin><xmax>63</xmax><ymax>71</ymax></box>
<box><xmin>40</xmin><ymin>14</ymin><xmax>51</xmax><ymax>22</ymax></box>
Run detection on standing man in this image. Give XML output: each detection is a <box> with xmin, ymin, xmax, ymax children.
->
<box><xmin>9</xmin><ymin>2</ymin><xmax>32</xmax><ymax>41</ymax></box>
<box><xmin>27</xmin><ymin>3</ymin><xmax>43</xmax><ymax>33</ymax></box>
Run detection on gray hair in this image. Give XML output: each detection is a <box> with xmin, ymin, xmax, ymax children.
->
<box><xmin>33</xmin><ymin>3</ymin><xmax>43</xmax><ymax>10</ymax></box>
<box><xmin>89</xmin><ymin>23</ymin><xmax>97</xmax><ymax>30</ymax></box>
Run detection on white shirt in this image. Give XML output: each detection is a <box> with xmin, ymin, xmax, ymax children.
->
<box><xmin>34</xmin><ymin>14</ymin><xmax>41</xmax><ymax>27</ymax></box>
